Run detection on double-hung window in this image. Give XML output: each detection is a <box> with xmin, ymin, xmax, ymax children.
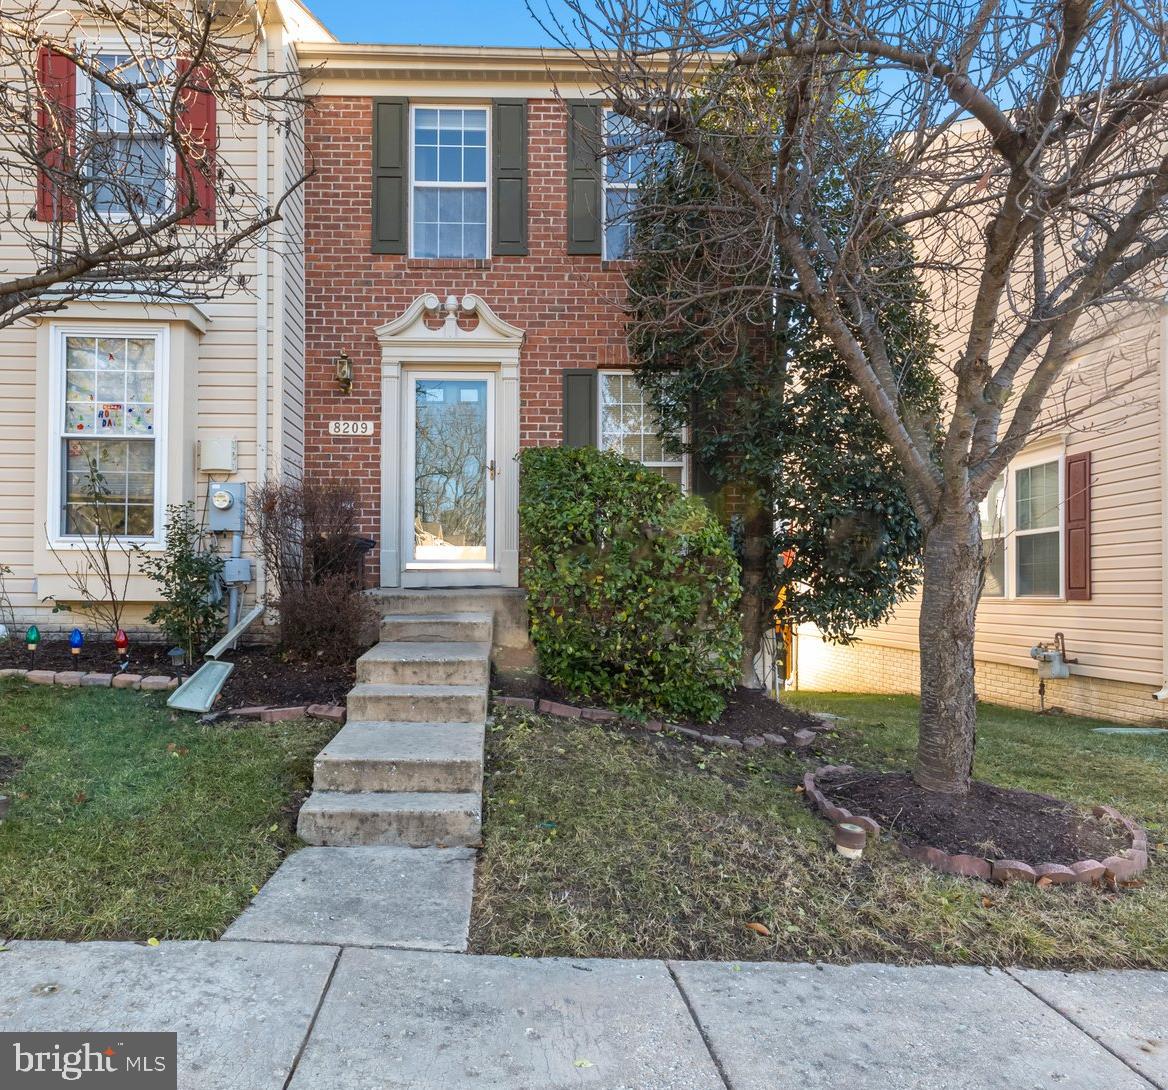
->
<box><xmin>1014</xmin><ymin>460</ymin><xmax>1061</xmax><ymax>596</ymax></box>
<box><xmin>598</xmin><ymin>371</ymin><xmax>686</xmax><ymax>488</ymax></box>
<box><xmin>55</xmin><ymin>327</ymin><xmax>164</xmax><ymax>541</ymax></box>
<box><xmin>411</xmin><ymin>107</ymin><xmax>488</xmax><ymax>259</ymax></box>
<box><xmin>83</xmin><ymin>52</ymin><xmax>172</xmax><ymax>218</ymax></box>
<box><xmin>602</xmin><ymin>111</ymin><xmax>647</xmax><ymax>261</ymax></box>
<box><xmin>979</xmin><ymin>453</ymin><xmax>1063</xmax><ymax>599</ymax></box>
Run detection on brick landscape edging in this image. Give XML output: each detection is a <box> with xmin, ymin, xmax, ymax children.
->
<box><xmin>804</xmin><ymin>765</ymin><xmax>1149</xmax><ymax>886</ymax></box>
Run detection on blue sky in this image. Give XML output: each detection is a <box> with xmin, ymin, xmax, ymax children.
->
<box><xmin>308</xmin><ymin>1</ymin><xmax>566</xmax><ymax>47</ymax></box>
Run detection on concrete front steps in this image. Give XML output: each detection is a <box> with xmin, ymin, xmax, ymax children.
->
<box><xmin>296</xmin><ymin>608</ymin><xmax>492</xmax><ymax>851</ymax></box>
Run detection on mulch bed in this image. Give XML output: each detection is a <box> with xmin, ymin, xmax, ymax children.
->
<box><xmin>817</xmin><ymin>768</ymin><xmax>1128</xmax><ymax>867</ymax></box>
<box><xmin>0</xmin><ymin>639</ymin><xmax>180</xmax><ymax>676</ymax></box>
<box><xmin>491</xmin><ymin>666</ymin><xmax>821</xmax><ymax>739</ymax></box>
<box><xmin>0</xmin><ymin>639</ymin><xmax>355</xmax><ymax>709</ymax></box>
<box><xmin>215</xmin><ymin>649</ymin><xmax>355</xmax><ymax>708</ymax></box>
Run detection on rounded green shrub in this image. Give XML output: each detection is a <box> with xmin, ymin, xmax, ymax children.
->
<box><xmin>519</xmin><ymin>446</ymin><xmax>742</xmax><ymax>721</ymax></box>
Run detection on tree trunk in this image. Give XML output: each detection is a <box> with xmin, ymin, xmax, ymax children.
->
<box><xmin>915</xmin><ymin>496</ymin><xmax>982</xmax><ymax>794</ymax></box>
<box><xmin>738</xmin><ymin>504</ymin><xmax>772</xmax><ymax>688</ymax></box>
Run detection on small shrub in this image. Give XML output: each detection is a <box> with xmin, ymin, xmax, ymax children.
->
<box><xmin>44</xmin><ymin>454</ymin><xmax>132</xmax><ymax>635</ymax></box>
<box><xmin>247</xmin><ymin>476</ymin><xmax>375</xmax><ymax>665</ymax></box>
<box><xmin>519</xmin><ymin>446</ymin><xmax>742</xmax><ymax>721</ymax></box>
<box><xmin>136</xmin><ymin>503</ymin><xmax>226</xmax><ymax>661</ymax></box>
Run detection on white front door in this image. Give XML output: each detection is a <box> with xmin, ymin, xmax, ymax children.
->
<box><xmin>402</xmin><ymin>371</ymin><xmax>496</xmax><ymax>575</ymax></box>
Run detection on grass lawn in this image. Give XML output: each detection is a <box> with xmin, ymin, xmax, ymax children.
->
<box><xmin>471</xmin><ymin>693</ymin><xmax>1168</xmax><ymax>968</ymax></box>
<box><xmin>0</xmin><ymin>678</ymin><xmax>333</xmax><ymax>941</ymax></box>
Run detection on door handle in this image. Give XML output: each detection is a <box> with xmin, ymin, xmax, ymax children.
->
<box><xmin>488</xmin><ymin>460</ymin><xmax>497</xmax><ymax>480</ymax></box>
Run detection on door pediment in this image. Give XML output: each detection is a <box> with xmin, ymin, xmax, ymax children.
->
<box><xmin>375</xmin><ymin>294</ymin><xmax>525</xmax><ymax>358</ymax></box>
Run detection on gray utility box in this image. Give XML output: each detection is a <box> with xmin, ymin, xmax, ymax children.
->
<box><xmin>207</xmin><ymin>482</ymin><xmax>247</xmax><ymax>534</ymax></box>
<box><xmin>222</xmin><ymin>557</ymin><xmax>252</xmax><ymax>585</ymax></box>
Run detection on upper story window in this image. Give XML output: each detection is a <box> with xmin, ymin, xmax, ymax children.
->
<box><xmin>83</xmin><ymin>53</ymin><xmax>172</xmax><ymax>219</ymax></box>
<box><xmin>602</xmin><ymin>112</ymin><xmax>648</xmax><ymax>261</ymax></box>
<box><xmin>411</xmin><ymin>106</ymin><xmax>488</xmax><ymax>259</ymax></box>
<box><xmin>54</xmin><ymin>327</ymin><xmax>164</xmax><ymax>542</ymax></box>
<box><xmin>979</xmin><ymin>454</ymin><xmax>1063</xmax><ymax>599</ymax></box>
<box><xmin>598</xmin><ymin>371</ymin><xmax>686</xmax><ymax>488</ymax></box>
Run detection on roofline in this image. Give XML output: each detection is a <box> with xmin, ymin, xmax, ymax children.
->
<box><xmin>294</xmin><ymin>41</ymin><xmax>711</xmax><ymax>83</ymax></box>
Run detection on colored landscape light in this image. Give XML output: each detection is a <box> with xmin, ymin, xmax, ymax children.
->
<box><xmin>69</xmin><ymin>627</ymin><xmax>84</xmax><ymax>658</ymax></box>
<box><xmin>114</xmin><ymin>629</ymin><xmax>129</xmax><ymax>655</ymax></box>
<box><xmin>24</xmin><ymin>625</ymin><xmax>40</xmax><ymax>652</ymax></box>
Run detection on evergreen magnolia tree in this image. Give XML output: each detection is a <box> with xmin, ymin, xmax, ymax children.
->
<box><xmin>626</xmin><ymin>78</ymin><xmax>941</xmax><ymax>681</ymax></box>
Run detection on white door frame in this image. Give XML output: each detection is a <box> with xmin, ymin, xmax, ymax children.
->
<box><xmin>402</xmin><ymin>370</ymin><xmax>497</xmax><ymax>573</ymax></box>
<box><xmin>375</xmin><ymin>293</ymin><xmax>523</xmax><ymax>589</ymax></box>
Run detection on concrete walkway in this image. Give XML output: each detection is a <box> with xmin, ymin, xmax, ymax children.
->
<box><xmin>1</xmin><ymin>942</ymin><xmax>1164</xmax><ymax>1089</ymax></box>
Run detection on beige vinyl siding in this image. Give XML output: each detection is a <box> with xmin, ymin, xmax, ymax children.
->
<box><xmin>275</xmin><ymin>47</ymin><xmax>306</xmax><ymax>481</ymax></box>
<box><xmin>818</xmin><ymin>308</ymin><xmax>1165</xmax><ymax>688</ymax></box>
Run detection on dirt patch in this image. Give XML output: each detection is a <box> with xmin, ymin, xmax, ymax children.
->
<box><xmin>492</xmin><ymin>666</ymin><xmax>820</xmax><ymax>738</ymax></box>
<box><xmin>0</xmin><ymin>754</ymin><xmax>23</xmax><ymax>785</ymax></box>
<box><xmin>818</xmin><ymin>769</ymin><xmax>1128</xmax><ymax>866</ymax></box>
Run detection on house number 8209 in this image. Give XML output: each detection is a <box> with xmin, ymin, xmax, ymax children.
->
<box><xmin>328</xmin><ymin>420</ymin><xmax>374</xmax><ymax>436</ymax></box>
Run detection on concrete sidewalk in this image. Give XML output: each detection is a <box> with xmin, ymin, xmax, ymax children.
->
<box><xmin>0</xmin><ymin>941</ymin><xmax>1164</xmax><ymax>1089</ymax></box>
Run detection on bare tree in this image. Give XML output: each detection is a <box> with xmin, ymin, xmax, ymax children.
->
<box><xmin>540</xmin><ymin>0</ymin><xmax>1168</xmax><ymax>793</ymax></box>
<box><xmin>0</xmin><ymin>0</ymin><xmax>310</xmax><ymax>326</ymax></box>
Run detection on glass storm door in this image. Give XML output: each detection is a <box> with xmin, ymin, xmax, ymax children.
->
<box><xmin>404</xmin><ymin>373</ymin><xmax>495</xmax><ymax>568</ymax></box>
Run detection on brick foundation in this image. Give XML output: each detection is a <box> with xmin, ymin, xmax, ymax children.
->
<box><xmin>795</xmin><ymin>633</ymin><xmax>1168</xmax><ymax>725</ymax></box>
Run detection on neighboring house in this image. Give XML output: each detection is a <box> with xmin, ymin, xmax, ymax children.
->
<box><xmin>0</xmin><ymin>0</ymin><xmax>333</xmax><ymax>632</ymax></box>
<box><xmin>795</xmin><ymin>305</ymin><xmax>1168</xmax><ymax>724</ymax></box>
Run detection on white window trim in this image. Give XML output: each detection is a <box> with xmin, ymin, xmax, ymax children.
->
<box><xmin>74</xmin><ymin>38</ymin><xmax>176</xmax><ymax>223</ymax></box>
<box><xmin>47</xmin><ymin>323</ymin><xmax>170</xmax><ymax>550</ymax></box>
<box><xmin>408</xmin><ymin>103</ymin><xmax>491</xmax><ymax>261</ymax></box>
<box><xmin>982</xmin><ymin>448</ymin><xmax>1065</xmax><ymax>600</ymax></box>
<box><xmin>602</xmin><ymin>108</ymin><xmax>637</xmax><ymax>262</ymax></box>
<box><xmin>597</xmin><ymin>369</ymin><xmax>688</xmax><ymax>491</ymax></box>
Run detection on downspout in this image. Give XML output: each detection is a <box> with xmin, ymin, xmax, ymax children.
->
<box><xmin>255</xmin><ymin>13</ymin><xmax>270</xmax><ymax>604</ymax></box>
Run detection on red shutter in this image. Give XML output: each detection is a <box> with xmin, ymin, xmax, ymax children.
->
<box><xmin>36</xmin><ymin>46</ymin><xmax>76</xmax><ymax>222</ymax></box>
<box><xmin>1065</xmin><ymin>451</ymin><xmax>1091</xmax><ymax>601</ymax></box>
<box><xmin>176</xmin><ymin>59</ymin><xmax>216</xmax><ymax>225</ymax></box>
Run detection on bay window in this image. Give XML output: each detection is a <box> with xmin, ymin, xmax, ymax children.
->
<box><xmin>53</xmin><ymin>327</ymin><xmax>165</xmax><ymax>542</ymax></box>
<box><xmin>411</xmin><ymin>106</ymin><xmax>488</xmax><ymax>259</ymax></box>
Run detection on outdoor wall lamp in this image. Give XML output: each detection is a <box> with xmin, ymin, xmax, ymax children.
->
<box><xmin>334</xmin><ymin>350</ymin><xmax>353</xmax><ymax>395</ymax></box>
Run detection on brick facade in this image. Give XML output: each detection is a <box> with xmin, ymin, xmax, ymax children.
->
<box><xmin>304</xmin><ymin>97</ymin><xmax>628</xmax><ymax>584</ymax></box>
<box><xmin>795</xmin><ymin>632</ymin><xmax>1168</xmax><ymax>725</ymax></box>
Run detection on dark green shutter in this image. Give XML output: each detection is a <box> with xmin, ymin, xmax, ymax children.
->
<box><xmin>566</xmin><ymin>101</ymin><xmax>602</xmax><ymax>255</ymax></box>
<box><xmin>562</xmin><ymin>369</ymin><xmax>598</xmax><ymax>447</ymax></box>
<box><xmin>493</xmin><ymin>99</ymin><xmax>527</xmax><ymax>256</ymax></box>
<box><xmin>688</xmin><ymin>395</ymin><xmax>719</xmax><ymax>501</ymax></box>
<box><xmin>372</xmin><ymin>97</ymin><xmax>408</xmax><ymax>254</ymax></box>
